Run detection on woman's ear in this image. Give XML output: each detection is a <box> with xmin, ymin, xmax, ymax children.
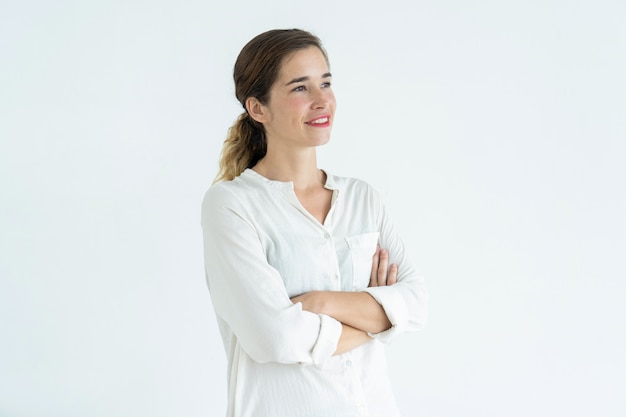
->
<box><xmin>245</xmin><ymin>97</ymin><xmax>269</xmax><ymax>124</ymax></box>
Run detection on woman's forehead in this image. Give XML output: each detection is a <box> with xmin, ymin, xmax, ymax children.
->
<box><xmin>277</xmin><ymin>47</ymin><xmax>330</xmax><ymax>81</ymax></box>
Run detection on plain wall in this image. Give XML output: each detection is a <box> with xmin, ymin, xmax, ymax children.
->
<box><xmin>1</xmin><ymin>0</ymin><xmax>625</xmax><ymax>416</ymax></box>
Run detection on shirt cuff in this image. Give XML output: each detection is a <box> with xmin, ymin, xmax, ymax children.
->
<box><xmin>310</xmin><ymin>313</ymin><xmax>342</xmax><ymax>366</ymax></box>
<box><xmin>361</xmin><ymin>286</ymin><xmax>409</xmax><ymax>343</ymax></box>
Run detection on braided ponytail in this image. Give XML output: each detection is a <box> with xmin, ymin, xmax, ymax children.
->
<box><xmin>213</xmin><ymin>112</ymin><xmax>267</xmax><ymax>183</ymax></box>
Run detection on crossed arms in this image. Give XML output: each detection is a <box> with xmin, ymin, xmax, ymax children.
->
<box><xmin>291</xmin><ymin>246</ymin><xmax>397</xmax><ymax>355</ymax></box>
<box><xmin>202</xmin><ymin>185</ymin><xmax>428</xmax><ymax>365</ymax></box>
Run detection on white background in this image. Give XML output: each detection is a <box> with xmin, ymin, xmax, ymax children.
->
<box><xmin>1</xmin><ymin>1</ymin><xmax>625</xmax><ymax>416</ymax></box>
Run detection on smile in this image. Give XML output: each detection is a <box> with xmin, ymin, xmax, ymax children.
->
<box><xmin>305</xmin><ymin>116</ymin><xmax>330</xmax><ymax>126</ymax></box>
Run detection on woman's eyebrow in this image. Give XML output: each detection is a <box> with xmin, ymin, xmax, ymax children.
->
<box><xmin>284</xmin><ymin>72</ymin><xmax>332</xmax><ymax>86</ymax></box>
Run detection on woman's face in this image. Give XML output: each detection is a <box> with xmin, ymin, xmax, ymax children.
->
<box><xmin>254</xmin><ymin>46</ymin><xmax>336</xmax><ymax>151</ymax></box>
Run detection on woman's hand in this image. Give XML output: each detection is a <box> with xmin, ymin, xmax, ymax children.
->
<box><xmin>290</xmin><ymin>245</ymin><xmax>397</xmax><ymax>335</ymax></box>
<box><xmin>369</xmin><ymin>245</ymin><xmax>398</xmax><ymax>287</ymax></box>
<box><xmin>292</xmin><ymin>245</ymin><xmax>398</xmax><ymax>309</ymax></box>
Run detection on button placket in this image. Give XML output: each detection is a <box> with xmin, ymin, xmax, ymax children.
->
<box><xmin>345</xmin><ymin>356</ymin><xmax>367</xmax><ymax>416</ymax></box>
<box><xmin>321</xmin><ymin>229</ymin><xmax>341</xmax><ymax>288</ymax></box>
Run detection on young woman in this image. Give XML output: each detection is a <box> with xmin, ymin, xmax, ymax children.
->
<box><xmin>201</xmin><ymin>28</ymin><xmax>428</xmax><ymax>417</ymax></box>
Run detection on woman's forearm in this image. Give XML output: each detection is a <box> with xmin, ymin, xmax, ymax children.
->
<box><xmin>334</xmin><ymin>323</ymin><xmax>372</xmax><ymax>355</ymax></box>
<box><xmin>291</xmin><ymin>246</ymin><xmax>397</xmax><ymax>335</ymax></box>
<box><xmin>293</xmin><ymin>291</ymin><xmax>391</xmax><ymax>334</ymax></box>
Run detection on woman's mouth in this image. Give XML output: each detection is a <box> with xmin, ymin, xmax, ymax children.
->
<box><xmin>305</xmin><ymin>116</ymin><xmax>331</xmax><ymax>127</ymax></box>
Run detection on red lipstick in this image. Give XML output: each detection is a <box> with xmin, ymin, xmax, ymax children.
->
<box><xmin>304</xmin><ymin>115</ymin><xmax>331</xmax><ymax>127</ymax></box>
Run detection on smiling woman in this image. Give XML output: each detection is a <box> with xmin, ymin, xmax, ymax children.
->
<box><xmin>201</xmin><ymin>28</ymin><xmax>428</xmax><ymax>417</ymax></box>
<box><xmin>246</xmin><ymin>46</ymin><xmax>335</xmax><ymax>175</ymax></box>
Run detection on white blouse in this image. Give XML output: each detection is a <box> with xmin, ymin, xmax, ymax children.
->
<box><xmin>201</xmin><ymin>169</ymin><xmax>428</xmax><ymax>417</ymax></box>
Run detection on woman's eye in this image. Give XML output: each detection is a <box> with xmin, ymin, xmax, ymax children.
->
<box><xmin>293</xmin><ymin>85</ymin><xmax>306</xmax><ymax>92</ymax></box>
<box><xmin>322</xmin><ymin>81</ymin><xmax>332</xmax><ymax>88</ymax></box>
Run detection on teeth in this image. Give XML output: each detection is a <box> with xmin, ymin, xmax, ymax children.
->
<box><xmin>310</xmin><ymin>117</ymin><xmax>328</xmax><ymax>124</ymax></box>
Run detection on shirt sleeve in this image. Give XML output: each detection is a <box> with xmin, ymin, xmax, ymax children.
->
<box><xmin>201</xmin><ymin>184</ymin><xmax>342</xmax><ymax>365</ymax></box>
<box><xmin>361</xmin><ymin>189</ymin><xmax>429</xmax><ymax>343</ymax></box>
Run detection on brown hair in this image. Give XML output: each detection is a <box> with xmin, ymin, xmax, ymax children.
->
<box><xmin>213</xmin><ymin>28</ymin><xmax>329</xmax><ymax>183</ymax></box>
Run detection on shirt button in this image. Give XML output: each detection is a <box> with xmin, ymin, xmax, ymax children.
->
<box><xmin>344</xmin><ymin>360</ymin><xmax>352</xmax><ymax>368</ymax></box>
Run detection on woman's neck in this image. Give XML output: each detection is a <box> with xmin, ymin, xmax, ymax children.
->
<box><xmin>252</xmin><ymin>148</ymin><xmax>324</xmax><ymax>191</ymax></box>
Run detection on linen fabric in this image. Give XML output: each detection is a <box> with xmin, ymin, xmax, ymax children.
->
<box><xmin>201</xmin><ymin>168</ymin><xmax>428</xmax><ymax>417</ymax></box>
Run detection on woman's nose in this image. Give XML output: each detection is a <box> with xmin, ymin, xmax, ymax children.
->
<box><xmin>311</xmin><ymin>88</ymin><xmax>331</xmax><ymax>108</ymax></box>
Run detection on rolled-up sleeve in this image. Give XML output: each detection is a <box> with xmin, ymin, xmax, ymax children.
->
<box><xmin>201</xmin><ymin>185</ymin><xmax>342</xmax><ymax>365</ymax></box>
<box><xmin>362</xmin><ymin>191</ymin><xmax>429</xmax><ymax>343</ymax></box>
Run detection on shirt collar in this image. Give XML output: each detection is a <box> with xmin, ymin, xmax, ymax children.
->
<box><xmin>242</xmin><ymin>168</ymin><xmax>340</xmax><ymax>192</ymax></box>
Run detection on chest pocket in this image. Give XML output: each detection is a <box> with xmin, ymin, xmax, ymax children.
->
<box><xmin>345</xmin><ymin>232</ymin><xmax>380</xmax><ymax>291</ymax></box>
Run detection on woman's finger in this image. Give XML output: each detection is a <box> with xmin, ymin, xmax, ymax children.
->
<box><xmin>387</xmin><ymin>264</ymin><xmax>398</xmax><ymax>285</ymax></box>
<box><xmin>377</xmin><ymin>249</ymin><xmax>389</xmax><ymax>286</ymax></box>
<box><xmin>370</xmin><ymin>245</ymin><xmax>380</xmax><ymax>287</ymax></box>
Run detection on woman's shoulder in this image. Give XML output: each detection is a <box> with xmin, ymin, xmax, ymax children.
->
<box><xmin>202</xmin><ymin>168</ymin><xmax>285</xmax><ymax>210</ymax></box>
<box><xmin>202</xmin><ymin>172</ymin><xmax>256</xmax><ymax>208</ymax></box>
